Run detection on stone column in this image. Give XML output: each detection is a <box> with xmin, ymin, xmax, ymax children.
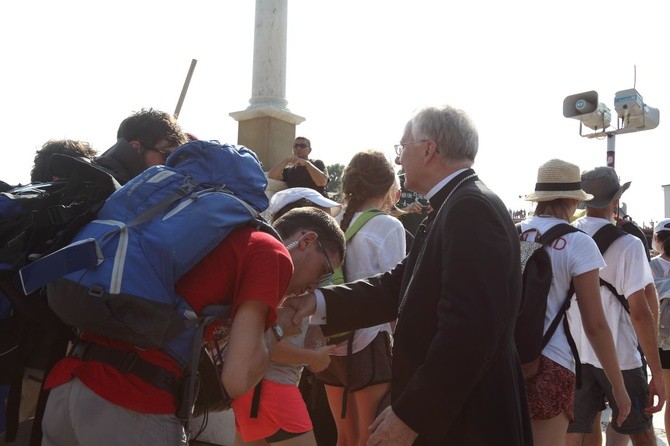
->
<box><xmin>230</xmin><ymin>0</ymin><xmax>304</xmax><ymax>178</ymax></box>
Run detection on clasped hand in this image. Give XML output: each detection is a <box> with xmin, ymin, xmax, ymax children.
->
<box><xmin>281</xmin><ymin>293</ymin><xmax>317</xmax><ymax>326</ymax></box>
<box><xmin>285</xmin><ymin>156</ymin><xmax>307</xmax><ymax>168</ymax></box>
<box><xmin>275</xmin><ymin>307</ymin><xmax>302</xmax><ymax>337</ymax></box>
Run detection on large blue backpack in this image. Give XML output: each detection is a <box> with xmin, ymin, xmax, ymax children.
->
<box><xmin>22</xmin><ymin>140</ymin><xmax>270</xmax><ymax>419</ymax></box>
<box><xmin>26</xmin><ymin>140</ymin><xmax>269</xmax><ymax>364</ymax></box>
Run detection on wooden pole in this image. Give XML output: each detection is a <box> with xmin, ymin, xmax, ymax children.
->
<box><xmin>174</xmin><ymin>59</ymin><xmax>197</xmax><ymax>119</ymax></box>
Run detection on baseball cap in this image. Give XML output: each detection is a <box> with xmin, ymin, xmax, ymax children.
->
<box><xmin>654</xmin><ymin>218</ymin><xmax>670</xmax><ymax>234</ymax></box>
<box><xmin>268</xmin><ymin>187</ymin><xmax>342</xmax><ymax>217</ymax></box>
<box><xmin>580</xmin><ymin>166</ymin><xmax>631</xmax><ymax>208</ymax></box>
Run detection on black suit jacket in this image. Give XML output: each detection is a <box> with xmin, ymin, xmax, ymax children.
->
<box><xmin>320</xmin><ymin>169</ymin><xmax>532</xmax><ymax>445</ymax></box>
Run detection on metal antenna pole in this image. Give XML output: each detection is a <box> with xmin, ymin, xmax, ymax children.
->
<box><xmin>174</xmin><ymin>59</ymin><xmax>198</xmax><ymax>119</ymax></box>
<box><xmin>606</xmin><ymin>132</ymin><xmax>616</xmax><ymax>168</ymax></box>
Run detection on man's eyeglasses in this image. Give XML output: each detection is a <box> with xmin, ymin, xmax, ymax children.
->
<box><xmin>316</xmin><ymin>239</ymin><xmax>335</xmax><ymax>283</ymax></box>
<box><xmin>143</xmin><ymin>144</ymin><xmax>175</xmax><ymax>157</ymax></box>
<box><xmin>293</xmin><ymin>143</ymin><xmax>309</xmax><ymax>149</ymax></box>
<box><xmin>394</xmin><ymin>139</ymin><xmax>429</xmax><ymax>156</ymax></box>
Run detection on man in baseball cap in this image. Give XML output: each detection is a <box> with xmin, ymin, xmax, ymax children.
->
<box><xmin>268</xmin><ymin>187</ymin><xmax>342</xmax><ymax>222</ymax></box>
<box><xmin>567</xmin><ymin>166</ymin><xmax>663</xmax><ymax>445</ymax></box>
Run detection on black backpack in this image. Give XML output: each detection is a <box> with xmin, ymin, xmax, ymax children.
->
<box><xmin>616</xmin><ymin>215</ymin><xmax>651</xmax><ymax>261</ymax></box>
<box><xmin>0</xmin><ymin>154</ymin><xmax>118</xmax><ymax>443</ymax></box>
<box><xmin>591</xmin><ymin>223</ymin><xmax>647</xmax><ymax>367</ymax></box>
<box><xmin>515</xmin><ymin>223</ymin><xmax>582</xmax><ymax>382</ymax></box>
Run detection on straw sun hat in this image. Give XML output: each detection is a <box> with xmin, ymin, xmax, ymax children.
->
<box><xmin>525</xmin><ymin>158</ymin><xmax>594</xmax><ymax>203</ymax></box>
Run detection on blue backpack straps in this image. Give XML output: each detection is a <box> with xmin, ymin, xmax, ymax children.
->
<box><xmin>38</xmin><ymin>140</ymin><xmax>269</xmax><ymax>365</ymax></box>
<box><xmin>31</xmin><ymin>140</ymin><xmax>271</xmax><ymax>422</ymax></box>
<box><xmin>18</xmin><ymin>178</ymin><xmax>208</xmax><ymax>293</ymax></box>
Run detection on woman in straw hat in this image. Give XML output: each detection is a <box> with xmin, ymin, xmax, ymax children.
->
<box><xmin>520</xmin><ymin>159</ymin><xmax>630</xmax><ymax>445</ymax></box>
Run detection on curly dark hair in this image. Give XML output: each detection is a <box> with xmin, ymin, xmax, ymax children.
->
<box><xmin>31</xmin><ymin>139</ymin><xmax>97</xmax><ymax>182</ymax></box>
<box><xmin>117</xmin><ymin>108</ymin><xmax>187</xmax><ymax>148</ymax></box>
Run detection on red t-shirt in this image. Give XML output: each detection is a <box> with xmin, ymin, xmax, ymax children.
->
<box><xmin>44</xmin><ymin>227</ymin><xmax>293</xmax><ymax>414</ymax></box>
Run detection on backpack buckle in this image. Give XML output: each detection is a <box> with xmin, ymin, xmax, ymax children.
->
<box><xmin>88</xmin><ymin>285</ymin><xmax>104</xmax><ymax>298</ymax></box>
<box><xmin>68</xmin><ymin>340</ymin><xmax>92</xmax><ymax>360</ymax></box>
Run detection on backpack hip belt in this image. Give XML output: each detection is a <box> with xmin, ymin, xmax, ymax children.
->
<box><xmin>67</xmin><ymin>340</ymin><xmax>179</xmax><ymax>396</ymax></box>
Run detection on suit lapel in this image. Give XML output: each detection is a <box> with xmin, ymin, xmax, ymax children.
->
<box><xmin>427</xmin><ymin>168</ymin><xmax>477</xmax><ymax>212</ymax></box>
<box><xmin>398</xmin><ymin>169</ymin><xmax>478</xmax><ymax>310</ymax></box>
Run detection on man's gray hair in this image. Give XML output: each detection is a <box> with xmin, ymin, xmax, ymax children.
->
<box><xmin>405</xmin><ymin>105</ymin><xmax>478</xmax><ymax>163</ymax></box>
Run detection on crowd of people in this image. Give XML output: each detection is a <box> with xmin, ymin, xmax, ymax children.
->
<box><xmin>1</xmin><ymin>104</ymin><xmax>670</xmax><ymax>446</ymax></box>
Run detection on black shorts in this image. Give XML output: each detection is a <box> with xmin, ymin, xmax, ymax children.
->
<box><xmin>567</xmin><ymin>363</ymin><xmax>652</xmax><ymax>435</ymax></box>
<box><xmin>315</xmin><ymin>331</ymin><xmax>391</xmax><ymax>391</ymax></box>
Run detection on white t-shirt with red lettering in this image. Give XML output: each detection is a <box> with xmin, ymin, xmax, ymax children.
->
<box><xmin>520</xmin><ymin>215</ymin><xmax>605</xmax><ymax>373</ymax></box>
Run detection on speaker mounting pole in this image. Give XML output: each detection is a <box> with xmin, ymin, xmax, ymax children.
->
<box><xmin>606</xmin><ymin>132</ymin><xmax>616</xmax><ymax>168</ymax></box>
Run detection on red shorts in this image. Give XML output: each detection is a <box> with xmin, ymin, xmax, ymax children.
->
<box><xmin>524</xmin><ymin>355</ymin><xmax>576</xmax><ymax>421</ymax></box>
<box><xmin>231</xmin><ymin>379</ymin><xmax>312</xmax><ymax>442</ymax></box>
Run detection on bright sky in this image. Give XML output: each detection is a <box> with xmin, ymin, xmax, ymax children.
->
<box><xmin>1</xmin><ymin>0</ymin><xmax>668</xmax><ymax>226</ymax></box>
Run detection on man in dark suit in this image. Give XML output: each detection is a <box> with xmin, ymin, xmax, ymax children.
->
<box><xmin>284</xmin><ymin>105</ymin><xmax>532</xmax><ymax>445</ymax></box>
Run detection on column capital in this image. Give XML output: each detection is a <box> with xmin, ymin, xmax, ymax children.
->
<box><xmin>229</xmin><ymin>106</ymin><xmax>305</xmax><ymax>125</ymax></box>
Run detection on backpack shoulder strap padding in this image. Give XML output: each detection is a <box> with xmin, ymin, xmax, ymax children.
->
<box><xmin>331</xmin><ymin>209</ymin><xmax>384</xmax><ymax>286</ymax></box>
<box><xmin>592</xmin><ymin>224</ymin><xmax>627</xmax><ymax>255</ymax></box>
<box><xmin>537</xmin><ymin>223</ymin><xmax>581</xmax><ymax>246</ymax></box>
<box><xmin>343</xmin><ymin>209</ymin><xmax>384</xmax><ymax>240</ymax></box>
<box><xmin>248</xmin><ymin>217</ymin><xmax>282</xmax><ymax>242</ymax></box>
<box><xmin>590</xmin><ymin>223</ymin><xmax>646</xmax><ymax>367</ymax></box>
<box><xmin>535</xmin><ymin>224</ymin><xmax>581</xmax><ymax>374</ymax></box>
<box><xmin>591</xmin><ymin>224</ymin><xmax>629</xmax><ymax>312</ymax></box>
<box><xmin>516</xmin><ymin>222</ymin><xmax>584</xmax><ymax>386</ymax></box>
